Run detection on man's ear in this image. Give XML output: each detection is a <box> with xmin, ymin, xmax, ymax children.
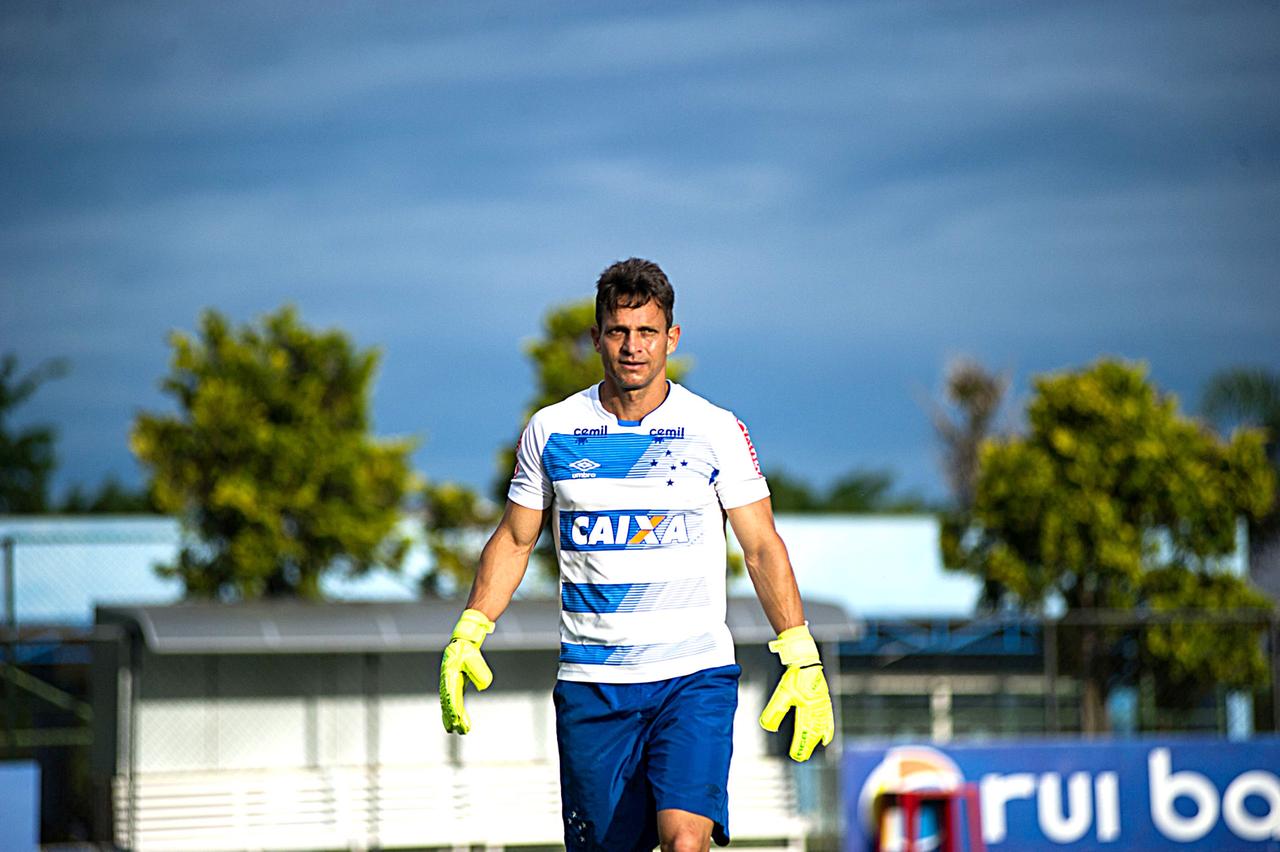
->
<box><xmin>667</xmin><ymin>324</ymin><xmax>681</xmax><ymax>354</ymax></box>
<box><xmin>590</xmin><ymin>325</ymin><xmax>601</xmax><ymax>352</ymax></box>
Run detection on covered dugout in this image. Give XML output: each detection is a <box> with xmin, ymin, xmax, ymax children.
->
<box><xmin>92</xmin><ymin>598</ymin><xmax>858</xmax><ymax>851</ymax></box>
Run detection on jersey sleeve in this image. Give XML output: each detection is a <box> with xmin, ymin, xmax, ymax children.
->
<box><xmin>713</xmin><ymin>413</ymin><xmax>771</xmax><ymax>509</ymax></box>
<box><xmin>507</xmin><ymin>416</ymin><xmax>553</xmax><ymax>510</ymax></box>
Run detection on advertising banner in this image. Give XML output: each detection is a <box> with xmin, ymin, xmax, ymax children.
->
<box><xmin>842</xmin><ymin>737</ymin><xmax>1280</xmax><ymax>851</ymax></box>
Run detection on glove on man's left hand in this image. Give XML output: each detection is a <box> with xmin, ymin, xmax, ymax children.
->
<box><xmin>759</xmin><ymin>623</ymin><xmax>835</xmax><ymax>762</ymax></box>
<box><xmin>439</xmin><ymin>608</ymin><xmax>495</xmax><ymax>734</ymax></box>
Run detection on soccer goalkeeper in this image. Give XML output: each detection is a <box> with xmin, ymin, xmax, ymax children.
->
<box><xmin>440</xmin><ymin>258</ymin><xmax>834</xmax><ymax>852</ymax></box>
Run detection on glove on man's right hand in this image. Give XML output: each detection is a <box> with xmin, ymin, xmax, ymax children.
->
<box><xmin>439</xmin><ymin>608</ymin><xmax>495</xmax><ymax>734</ymax></box>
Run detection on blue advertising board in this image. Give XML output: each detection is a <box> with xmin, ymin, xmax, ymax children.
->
<box><xmin>843</xmin><ymin>737</ymin><xmax>1280</xmax><ymax>851</ymax></box>
<box><xmin>0</xmin><ymin>761</ymin><xmax>40</xmax><ymax>851</ymax></box>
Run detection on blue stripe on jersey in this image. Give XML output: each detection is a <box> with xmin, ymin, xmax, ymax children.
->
<box><xmin>558</xmin><ymin>509</ymin><xmax>697</xmax><ymax>551</ymax></box>
<box><xmin>543</xmin><ymin>433</ymin><xmax>682</xmax><ymax>482</ymax></box>
<box><xmin>559</xmin><ymin>633</ymin><xmax>719</xmax><ymax>666</ymax></box>
<box><xmin>562</xmin><ymin>578</ymin><xmax>710</xmax><ymax>613</ymax></box>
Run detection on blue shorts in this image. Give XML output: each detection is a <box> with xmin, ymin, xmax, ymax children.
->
<box><xmin>554</xmin><ymin>664</ymin><xmax>741</xmax><ymax>851</ymax></box>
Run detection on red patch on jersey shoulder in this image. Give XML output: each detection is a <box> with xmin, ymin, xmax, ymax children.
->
<box><xmin>736</xmin><ymin>419</ymin><xmax>762</xmax><ymax>476</ymax></box>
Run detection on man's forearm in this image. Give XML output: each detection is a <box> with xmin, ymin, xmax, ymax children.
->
<box><xmin>744</xmin><ymin>536</ymin><xmax>806</xmax><ymax>634</ymax></box>
<box><xmin>464</xmin><ymin>528</ymin><xmax>535</xmax><ymax>621</ymax></box>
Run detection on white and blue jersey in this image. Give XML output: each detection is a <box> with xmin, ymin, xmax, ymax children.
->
<box><xmin>508</xmin><ymin>382</ymin><xmax>770</xmax><ymax>683</ymax></box>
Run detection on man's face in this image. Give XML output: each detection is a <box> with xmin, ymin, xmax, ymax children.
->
<box><xmin>592</xmin><ymin>300</ymin><xmax>681</xmax><ymax>394</ymax></box>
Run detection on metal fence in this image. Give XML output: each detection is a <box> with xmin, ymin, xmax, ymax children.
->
<box><xmin>3</xmin><ymin>523</ymin><xmax>1280</xmax><ymax>848</ymax></box>
<box><xmin>836</xmin><ymin>610</ymin><xmax>1280</xmax><ymax>742</ymax></box>
<box><xmin>0</xmin><ymin>520</ymin><xmax>181</xmax><ymax>845</ymax></box>
<box><xmin>0</xmin><ymin>519</ymin><xmax>184</xmax><ymax>625</ymax></box>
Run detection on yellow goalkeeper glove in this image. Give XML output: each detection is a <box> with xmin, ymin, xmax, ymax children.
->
<box><xmin>759</xmin><ymin>623</ymin><xmax>834</xmax><ymax>762</ymax></box>
<box><xmin>440</xmin><ymin>608</ymin><xmax>495</xmax><ymax>734</ymax></box>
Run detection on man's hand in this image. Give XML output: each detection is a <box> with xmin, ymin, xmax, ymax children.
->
<box><xmin>439</xmin><ymin>608</ymin><xmax>495</xmax><ymax>734</ymax></box>
<box><xmin>759</xmin><ymin>623</ymin><xmax>834</xmax><ymax>762</ymax></box>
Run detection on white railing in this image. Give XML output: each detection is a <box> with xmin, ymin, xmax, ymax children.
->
<box><xmin>114</xmin><ymin>758</ymin><xmax>807</xmax><ymax>851</ymax></box>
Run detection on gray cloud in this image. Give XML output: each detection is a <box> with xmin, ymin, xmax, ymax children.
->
<box><xmin>2</xmin><ymin>0</ymin><xmax>1278</xmax><ymax>501</ymax></box>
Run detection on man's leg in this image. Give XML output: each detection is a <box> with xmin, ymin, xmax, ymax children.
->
<box><xmin>657</xmin><ymin>808</ymin><xmax>713</xmax><ymax>852</ymax></box>
<box><xmin>554</xmin><ymin>679</ymin><xmax>659</xmax><ymax>851</ymax></box>
<box><xmin>647</xmin><ymin>665</ymin><xmax>740</xmax><ymax>848</ymax></box>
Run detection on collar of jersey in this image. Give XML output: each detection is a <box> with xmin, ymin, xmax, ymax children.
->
<box><xmin>590</xmin><ymin>380</ymin><xmax>677</xmax><ymax>427</ymax></box>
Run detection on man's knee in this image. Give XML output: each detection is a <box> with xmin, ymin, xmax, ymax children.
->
<box><xmin>659</xmin><ymin>830</ymin><xmax>709</xmax><ymax>852</ymax></box>
<box><xmin>656</xmin><ymin>809</ymin><xmax>712</xmax><ymax>852</ymax></box>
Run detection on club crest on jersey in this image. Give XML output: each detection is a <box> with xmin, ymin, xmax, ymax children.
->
<box><xmin>560</xmin><ymin>510</ymin><xmax>695</xmax><ymax>551</ymax></box>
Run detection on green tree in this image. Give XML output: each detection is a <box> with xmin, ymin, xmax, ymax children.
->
<box><xmin>1202</xmin><ymin>367</ymin><xmax>1280</xmax><ymax>597</ymax></box>
<box><xmin>762</xmin><ymin>468</ymin><xmax>820</xmax><ymax>513</ymax></box>
<box><xmin>932</xmin><ymin>357</ymin><xmax>1011</xmax><ymax>608</ymax></box>
<box><xmin>131</xmin><ymin>307</ymin><xmax>415</xmax><ymax>600</ymax></box>
<box><xmin>60</xmin><ymin>475</ymin><xmax>158</xmax><ymax>514</ymax></box>
<box><xmin>943</xmin><ymin>359</ymin><xmax>1275</xmax><ymax>732</ymax></box>
<box><xmin>765</xmin><ymin>467</ymin><xmax>925</xmax><ymax>513</ymax></box>
<box><xmin>930</xmin><ymin>357</ymin><xmax>1009</xmax><ymax>511</ymax></box>
<box><xmin>1202</xmin><ymin>368</ymin><xmax>1280</xmax><ymax>467</ymax></box>
<box><xmin>420</xmin><ymin>480</ymin><xmax>499</xmax><ymax>596</ymax></box>
<box><xmin>827</xmin><ymin>470</ymin><xmax>927</xmax><ymax>513</ymax></box>
<box><xmin>0</xmin><ymin>354</ymin><xmax>68</xmax><ymax>513</ymax></box>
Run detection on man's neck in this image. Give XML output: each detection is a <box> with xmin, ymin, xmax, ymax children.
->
<box><xmin>599</xmin><ymin>378</ymin><xmax>670</xmax><ymax>423</ymax></box>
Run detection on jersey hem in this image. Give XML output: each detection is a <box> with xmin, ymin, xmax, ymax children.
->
<box><xmin>507</xmin><ymin>485</ymin><xmax>551</xmax><ymax>511</ymax></box>
<box><xmin>716</xmin><ymin>480</ymin><xmax>771</xmax><ymax>510</ymax></box>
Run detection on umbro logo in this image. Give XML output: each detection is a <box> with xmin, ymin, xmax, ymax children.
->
<box><xmin>568</xmin><ymin>458</ymin><xmax>601</xmax><ymax>478</ymax></box>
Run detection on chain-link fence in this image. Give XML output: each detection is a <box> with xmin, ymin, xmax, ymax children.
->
<box><xmin>0</xmin><ymin>518</ymin><xmax>184</xmax><ymax>626</ymax></box>
<box><xmin>836</xmin><ymin>610</ymin><xmax>1280</xmax><ymax>743</ymax></box>
<box><xmin>0</xmin><ymin>519</ymin><xmax>181</xmax><ymax>845</ymax></box>
<box><xmin>4</xmin><ymin>519</ymin><xmax>1280</xmax><ymax>847</ymax></box>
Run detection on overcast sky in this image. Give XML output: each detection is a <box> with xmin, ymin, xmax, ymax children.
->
<box><xmin>2</xmin><ymin>0</ymin><xmax>1278</xmax><ymax>506</ymax></box>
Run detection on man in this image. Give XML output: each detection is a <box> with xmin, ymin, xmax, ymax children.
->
<box><xmin>440</xmin><ymin>258</ymin><xmax>834</xmax><ymax>852</ymax></box>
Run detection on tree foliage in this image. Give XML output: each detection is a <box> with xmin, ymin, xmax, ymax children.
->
<box><xmin>0</xmin><ymin>354</ymin><xmax>68</xmax><ymax>513</ymax></box>
<box><xmin>1202</xmin><ymin>367</ymin><xmax>1280</xmax><ymax>468</ymax></box>
<box><xmin>1202</xmin><ymin>366</ymin><xmax>1280</xmax><ymax>592</ymax></box>
<box><xmin>131</xmin><ymin>307</ymin><xmax>416</xmax><ymax>600</ymax></box>
<box><xmin>943</xmin><ymin>359</ymin><xmax>1275</xmax><ymax>730</ymax></box>
<box><xmin>930</xmin><ymin>357</ymin><xmax>1009</xmax><ymax>512</ymax></box>
<box><xmin>765</xmin><ymin>467</ymin><xmax>926</xmax><ymax>514</ymax></box>
<box><xmin>930</xmin><ymin>357</ymin><xmax>1014</xmax><ymax>608</ymax></box>
<box><xmin>60</xmin><ymin>476</ymin><xmax>158</xmax><ymax>514</ymax></box>
<box><xmin>420</xmin><ymin>480</ymin><xmax>499</xmax><ymax>596</ymax></box>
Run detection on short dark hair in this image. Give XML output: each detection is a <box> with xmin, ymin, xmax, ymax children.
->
<box><xmin>594</xmin><ymin>258</ymin><xmax>675</xmax><ymax>330</ymax></box>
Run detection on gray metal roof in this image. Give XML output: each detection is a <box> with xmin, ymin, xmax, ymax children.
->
<box><xmin>96</xmin><ymin>597</ymin><xmax>861</xmax><ymax>655</ymax></box>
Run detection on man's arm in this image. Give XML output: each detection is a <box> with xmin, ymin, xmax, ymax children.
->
<box><xmin>439</xmin><ymin>499</ymin><xmax>549</xmax><ymax>735</ymax></box>
<box><xmin>728</xmin><ymin>495</ymin><xmax>835</xmax><ymax>761</ymax></box>
<box><xmin>465</xmin><ymin>499</ymin><xmax>550</xmax><ymax>621</ymax></box>
<box><xmin>726</xmin><ymin>496</ymin><xmax>804</xmax><ymax>632</ymax></box>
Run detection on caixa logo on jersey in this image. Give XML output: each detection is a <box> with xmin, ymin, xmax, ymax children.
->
<box><xmin>560</xmin><ymin>510</ymin><xmax>697</xmax><ymax>551</ymax></box>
